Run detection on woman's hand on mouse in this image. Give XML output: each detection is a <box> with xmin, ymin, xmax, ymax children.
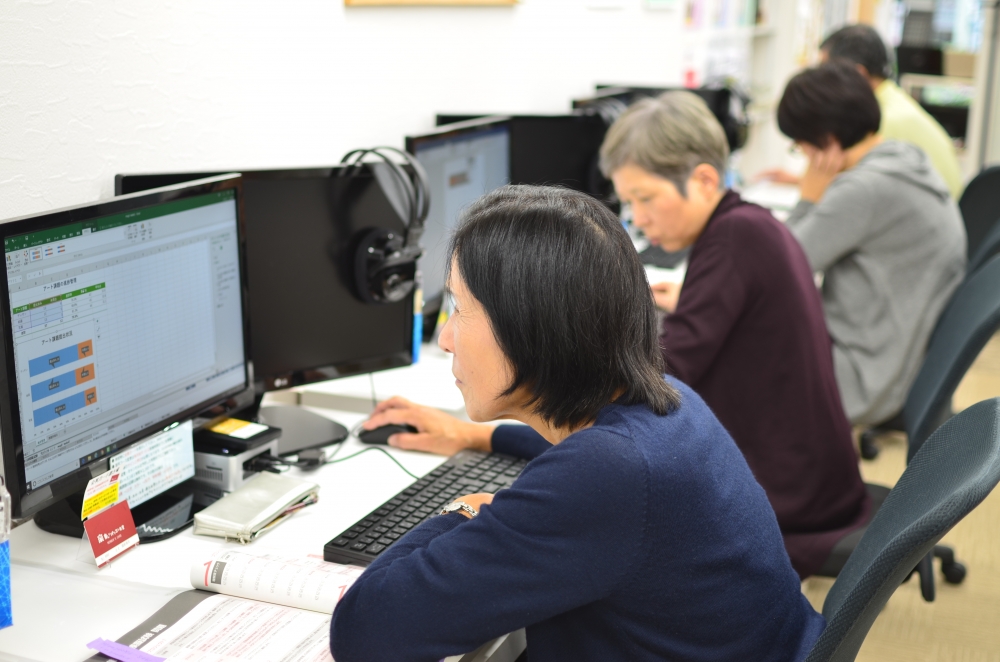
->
<box><xmin>363</xmin><ymin>396</ymin><xmax>494</xmax><ymax>455</ymax></box>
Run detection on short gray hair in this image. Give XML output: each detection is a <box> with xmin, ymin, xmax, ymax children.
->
<box><xmin>599</xmin><ymin>91</ymin><xmax>729</xmax><ymax>195</ymax></box>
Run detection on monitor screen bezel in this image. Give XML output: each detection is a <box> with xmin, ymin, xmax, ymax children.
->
<box><xmin>0</xmin><ymin>175</ymin><xmax>254</xmax><ymax>518</ymax></box>
<box><xmin>404</xmin><ymin>115</ymin><xmax>513</xmax><ymax>157</ymax></box>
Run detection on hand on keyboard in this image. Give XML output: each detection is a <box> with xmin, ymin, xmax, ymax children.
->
<box><xmin>363</xmin><ymin>396</ymin><xmax>494</xmax><ymax>455</ymax></box>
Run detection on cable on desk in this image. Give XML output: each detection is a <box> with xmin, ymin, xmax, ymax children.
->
<box><xmin>325</xmin><ymin>446</ymin><xmax>419</xmax><ymax>480</ymax></box>
<box><xmin>325</xmin><ymin>438</ymin><xmax>346</xmax><ymax>463</ymax></box>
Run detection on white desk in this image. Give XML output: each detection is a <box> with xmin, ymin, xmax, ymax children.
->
<box><xmin>739</xmin><ymin>181</ymin><xmax>801</xmax><ymax>222</ymax></box>
<box><xmin>0</xmin><ymin>348</ymin><xmax>523</xmax><ymax>662</ymax></box>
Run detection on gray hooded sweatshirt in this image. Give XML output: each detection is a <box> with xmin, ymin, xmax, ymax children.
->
<box><xmin>787</xmin><ymin>140</ymin><xmax>966</xmax><ymax>425</ymax></box>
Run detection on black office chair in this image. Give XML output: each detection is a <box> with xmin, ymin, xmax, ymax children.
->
<box><xmin>958</xmin><ymin>165</ymin><xmax>1000</xmax><ymax>259</ymax></box>
<box><xmin>967</xmin><ymin>217</ymin><xmax>1000</xmax><ymax>276</ymax></box>
<box><xmin>858</xmin><ymin>246</ymin><xmax>1000</xmax><ymax>461</ymax></box>
<box><xmin>805</xmin><ymin>398</ymin><xmax>1000</xmax><ymax>662</ymax></box>
<box><xmin>821</xmin><ymin>255</ymin><xmax>1000</xmax><ymax>595</ymax></box>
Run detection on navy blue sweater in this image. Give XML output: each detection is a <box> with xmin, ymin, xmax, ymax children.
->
<box><xmin>329</xmin><ymin>379</ymin><xmax>825</xmax><ymax>661</ymax></box>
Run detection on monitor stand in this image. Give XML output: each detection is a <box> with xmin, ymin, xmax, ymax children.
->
<box><xmin>33</xmin><ymin>478</ymin><xmax>214</xmax><ymax>542</ymax></box>
<box><xmin>255</xmin><ymin>403</ymin><xmax>349</xmax><ymax>456</ymax></box>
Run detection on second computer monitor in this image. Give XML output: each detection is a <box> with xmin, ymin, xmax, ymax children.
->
<box><xmin>116</xmin><ymin>168</ymin><xmax>414</xmax><ymax>393</ymax></box>
<box><xmin>405</xmin><ymin>117</ymin><xmax>512</xmax><ymax>305</ymax></box>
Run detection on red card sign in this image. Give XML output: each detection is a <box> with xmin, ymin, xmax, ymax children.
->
<box><xmin>83</xmin><ymin>501</ymin><xmax>139</xmax><ymax>567</ymax></box>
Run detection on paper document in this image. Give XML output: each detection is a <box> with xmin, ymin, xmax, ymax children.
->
<box><xmin>190</xmin><ymin>551</ymin><xmax>364</xmax><ymax>614</ymax></box>
<box><xmin>139</xmin><ymin>593</ymin><xmax>333</xmax><ymax>662</ymax></box>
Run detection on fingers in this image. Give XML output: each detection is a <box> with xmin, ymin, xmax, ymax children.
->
<box><xmin>386</xmin><ymin>432</ymin><xmax>436</xmax><ymax>452</ymax></box>
<box><xmin>813</xmin><ymin>144</ymin><xmax>845</xmax><ymax>176</ymax></box>
<box><xmin>650</xmin><ymin>281</ymin><xmax>675</xmax><ymax>292</ymax></box>
<box><xmin>364</xmin><ymin>396</ymin><xmax>422</xmax><ymax>430</ymax></box>
<box><xmin>370</xmin><ymin>395</ymin><xmax>413</xmax><ymax>415</ymax></box>
<box><xmin>363</xmin><ymin>406</ymin><xmax>421</xmax><ymax>431</ymax></box>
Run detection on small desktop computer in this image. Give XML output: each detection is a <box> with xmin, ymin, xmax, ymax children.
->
<box><xmin>115</xmin><ymin>166</ymin><xmax>417</xmax><ymax>453</ymax></box>
<box><xmin>0</xmin><ymin>175</ymin><xmax>256</xmax><ymax>539</ymax></box>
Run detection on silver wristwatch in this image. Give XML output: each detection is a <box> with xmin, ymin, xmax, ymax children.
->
<box><xmin>440</xmin><ymin>501</ymin><xmax>478</xmax><ymax>518</ymax></box>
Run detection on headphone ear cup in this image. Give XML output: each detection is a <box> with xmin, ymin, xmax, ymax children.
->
<box><xmin>353</xmin><ymin>228</ymin><xmax>417</xmax><ymax>304</ymax></box>
<box><xmin>354</xmin><ymin>228</ymin><xmax>388</xmax><ymax>304</ymax></box>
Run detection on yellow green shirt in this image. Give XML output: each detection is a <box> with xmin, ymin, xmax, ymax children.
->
<box><xmin>875</xmin><ymin>80</ymin><xmax>964</xmax><ymax>199</ymax></box>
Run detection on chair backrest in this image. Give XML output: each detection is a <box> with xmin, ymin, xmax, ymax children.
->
<box><xmin>805</xmin><ymin>398</ymin><xmax>1000</xmax><ymax>662</ymax></box>
<box><xmin>903</xmin><ymin>254</ymin><xmax>1000</xmax><ymax>461</ymax></box>
<box><xmin>958</xmin><ymin>165</ymin><xmax>1000</xmax><ymax>258</ymax></box>
<box><xmin>967</xmin><ymin>217</ymin><xmax>1000</xmax><ymax>276</ymax></box>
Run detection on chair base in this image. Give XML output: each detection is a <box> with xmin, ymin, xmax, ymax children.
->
<box><xmin>857</xmin><ymin>411</ymin><xmax>907</xmax><ymax>461</ymax></box>
<box><xmin>901</xmin><ymin>545</ymin><xmax>966</xmax><ymax>601</ymax></box>
<box><xmin>818</xmin><ymin>485</ymin><xmax>967</xmax><ymax>602</ymax></box>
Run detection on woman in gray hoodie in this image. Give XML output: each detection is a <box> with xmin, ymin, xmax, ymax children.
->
<box><xmin>777</xmin><ymin>61</ymin><xmax>966</xmax><ymax>427</ymax></box>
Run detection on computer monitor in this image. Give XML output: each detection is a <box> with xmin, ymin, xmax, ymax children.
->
<box><xmin>896</xmin><ymin>46</ymin><xmax>944</xmax><ymax>76</ymax></box>
<box><xmin>405</xmin><ymin>117</ymin><xmax>512</xmax><ymax>307</ymax></box>
<box><xmin>115</xmin><ymin>168</ymin><xmax>415</xmax><ymax>451</ymax></box>
<box><xmin>507</xmin><ymin>115</ymin><xmax>611</xmax><ymax>199</ymax></box>
<box><xmin>0</xmin><ymin>175</ymin><xmax>253</xmax><ymax>531</ymax></box>
<box><xmin>573</xmin><ymin>85</ymin><xmax>749</xmax><ymax>153</ymax></box>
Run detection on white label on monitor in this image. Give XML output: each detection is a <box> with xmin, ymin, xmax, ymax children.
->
<box><xmin>109</xmin><ymin>420</ymin><xmax>194</xmax><ymax>509</ymax></box>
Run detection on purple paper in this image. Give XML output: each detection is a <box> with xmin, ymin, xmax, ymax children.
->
<box><xmin>87</xmin><ymin>638</ymin><xmax>165</xmax><ymax>662</ymax></box>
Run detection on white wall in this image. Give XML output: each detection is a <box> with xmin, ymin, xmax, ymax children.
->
<box><xmin>0</xmin><ymin>0</ymin><xmax>690</xmax><ymax>220</ymax></box>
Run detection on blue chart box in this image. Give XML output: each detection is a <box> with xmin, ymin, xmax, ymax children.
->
<box><xmin>33</xmin><ymin>386</ymin><xmax>98</xmax><ymax>426</ymax></box>
<box><xmin>27</xmin><ymin>339</ymin><xmax>93</xmax><ymax>377</ymax></box>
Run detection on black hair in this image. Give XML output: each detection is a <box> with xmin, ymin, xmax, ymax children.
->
<box><xmin>777</xmin><ymin>60</ymin><xmax>881</xmax><ymax>150</ymax></box>
<box><xmin>447</xmin><ymin>185</ymin><xmax>679</xmax><ymax>429</ymax></box>
<box><xmin>821</xmin><ymin>24</ymin><xmax>894</xmax><ymax>80</ymax></box>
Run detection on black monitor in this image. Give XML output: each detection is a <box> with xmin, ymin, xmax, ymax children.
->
<box><xmin>506</xmin><ymin>115</ymin><xmax>611</xmax><ymax>198</ymax></box>
<box><xmin>409</xmin><ymin>114</ymin><xmax>614</xmax><ymax>309</ymax></box>
<box><xmin>432</xmin><ymin>114</ymin><xmax>611</xmax><ymax>197</ymax></box>
<box><xmin>0</xmin><ymin>175</ymin><xmax>253</xmax><ymax>531</ymax></box>
<box><xmin>430</xmin><ymin>112</ymin><xmax>610</xmax><ymax>196</ymax></box>
<box><xmin>115</xmin><ymin>168</ymin><xmax>415</xmax><ymax>451</ymax></box>
<box><xmin>405</xmin><ymin>117</ymin><xmax>512</xmax><ymax>307</ymax></box>
<box><xmin>896</xmin><ymin>46</ymin><xmax>944</xmax><ymax>76</ymax></box>
<box><xmin>573</xmin><ymin>85</ymin><xmax>749</xmax><ymax>153</ymax></box>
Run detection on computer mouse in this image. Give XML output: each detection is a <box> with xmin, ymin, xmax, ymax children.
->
<box><xmin>358</xmin><ymin>423</ymin><xmax>418</xmax><ymax>445</ymax></box>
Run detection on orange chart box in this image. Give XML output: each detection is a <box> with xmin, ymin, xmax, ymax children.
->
<box><xmin>84</xmin><ymin>387</ymin><xmax>98</xmax><ymax>406</ymax></box>
<box><xmin>78</xmin><ymin>339</ymin><xmax>93</xmax><ymax>359</ymax></box>
<box><xmin>75</xmin><ymin>364</ymin><xmax>95</xmax><ymax>384</ymax></box>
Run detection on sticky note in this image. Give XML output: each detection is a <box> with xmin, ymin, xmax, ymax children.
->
<box><xmin>81</xmin><ymin>469</ymin><xmax>121</xmax><ymax>520</ymax></box>
<box><xmin>209</xmin><ymin>418</ymin><xmax>268</xmax><ymax>440</ymax></box>
<box><xmin>87</xmin><ymin>638</ymin><xmax>164</xmax><ymax>662</ymax></box>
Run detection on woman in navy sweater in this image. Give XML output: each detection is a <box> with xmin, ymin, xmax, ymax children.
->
<box><xmin>364</xmin><ymin>92</ymin><xmax>869</xmax><ymax>580</ymax></box>
<box><xmin>329</xmin><ymin>185</ymin><xmax>824</xmax><ymax>661</ymax></box>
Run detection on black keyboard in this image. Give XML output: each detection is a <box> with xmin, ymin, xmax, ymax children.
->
<box><xmin>323</xmin><ymin>450</ymin><xmax>527</xmax><ymax>566</ymax></box>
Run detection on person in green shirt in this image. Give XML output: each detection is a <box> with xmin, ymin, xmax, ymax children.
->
<box><xmin>821</xmin><ymin>24</ymin><xmax>963</xmax><ymax>199</ymax></box>
<box><xmin>761</xmin><ymin>24</ymin><xmax>964</xmax><ymax>200</ymax></box>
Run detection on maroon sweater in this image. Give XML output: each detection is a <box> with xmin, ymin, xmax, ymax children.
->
<box><xmin>662</xmin><ymin>191</ymin><xmax>869</xmax><ymax>578</ymax></box>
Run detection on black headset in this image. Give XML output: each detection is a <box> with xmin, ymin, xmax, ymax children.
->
<box><xmin>339</xmin><ymin>146</ymin><xmax>430</xmax><ymax>304</ymax></box>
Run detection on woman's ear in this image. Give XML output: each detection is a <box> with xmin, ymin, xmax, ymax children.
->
<box><xmin>690</xmin><ymin>163</ymin><xmax>722</xmax><ymax>199</ymax></box>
